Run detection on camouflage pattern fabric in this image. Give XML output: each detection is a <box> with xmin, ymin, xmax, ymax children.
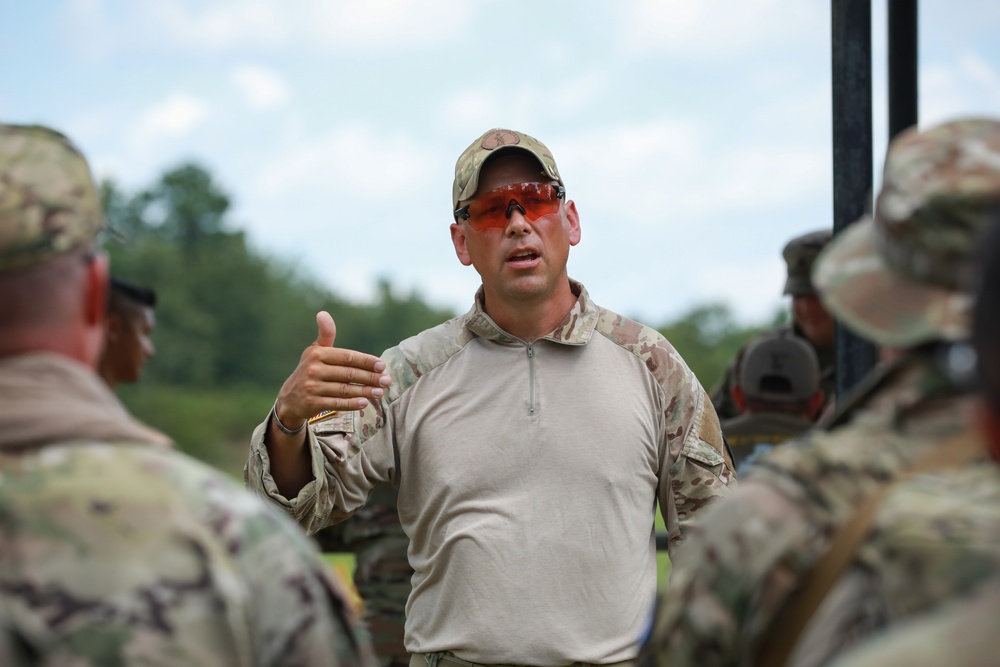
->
<box><xmin>317</xmin><ymin>484</ymin><xmax>412</xmax><ymax>667</ymax></box>
<box><xmin>709</xmin><ymin>323</ymin><xmax>835</xmax><ymax>421</ymax></box>
<box><xmin>0</xmin><ymin>124</ymin><xmax>104</xmax><ymax>272</ymax></box>
<box><xmin>638</xmin><ymin>352</ymin><xmax>1000</xmax><ymax>667</ymax></box>
<box><xmin>0</xmin><ymin>354</ymin><xmax>374</xmax><ymax>667</ymax></box>
<box><xmin>452</xmin><ymin>128</ymin><xmax>563</xmax><ymax>210</ymax></box>
<box><xmin>814</xmin><ymin>118</ymin><xmax>1000</xmax><ymax>347</ymax></box>
<box><xmin>827</xmin><ymin>576</ymin><xmax>1000</xmax><ymax>667</ymax></box>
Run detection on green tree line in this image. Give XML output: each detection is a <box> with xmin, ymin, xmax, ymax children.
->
<box><xmin>102</xmin><ymin>162</ymin><xmax>783</xmax><ymax>477</ymax></box>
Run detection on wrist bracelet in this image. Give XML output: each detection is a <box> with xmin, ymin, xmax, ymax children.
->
<box><xmin>271</xmin><ymin>401</ymin><xmax>306</xmax><ymax>436</ymax></box>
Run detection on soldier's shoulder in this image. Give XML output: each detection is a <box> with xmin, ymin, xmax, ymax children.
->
<box><xmin>383</xmin><ymin>316</ymin><xmax>473</xmax><ymax>395</ymax></box>
<box><xmin>593</xmin><ymin>307</ymin><xmax>696</xmax><ymax>385</ymax></box>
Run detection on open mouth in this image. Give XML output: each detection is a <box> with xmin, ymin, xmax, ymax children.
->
<box><xmin>508</xmin><ymin>251</ymin><xmax>539</xmax><ymax>265</ymax></box>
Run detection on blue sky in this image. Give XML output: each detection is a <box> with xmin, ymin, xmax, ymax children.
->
<box><xmin>3</xmin><ymin>0</ymin><xmax>1000</xmax><ymax>326</ymax></box>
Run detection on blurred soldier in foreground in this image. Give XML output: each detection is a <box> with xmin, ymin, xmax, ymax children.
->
<box><xmin>0</xmin><ymin>123</ymin><xmax>373</xmax><ymax>667</ymax></box>
<box><xmin>317</xmin><ymin>484</ymin><xmax>413</xmax><ymax>667</ymax></box>
<box><xmin>638</xmin><ymin>117</ymin><xmax>1000</xmax><ymax>667</ymax></box>
<box><xmin>722</xmin><ymin>336</ymin><xmax>824</xmax><ymax>472</ymax></box>
<box><xmin>98</xmin><ymin>276</ymin><xmax>156</xmax><ymax>389</ymax></box>
<box><xmin>710</xmin><ymin>229</ymin><xmax>836</xmax><ymax>421</ymax></box>
<box><xmin>824</xmin><ymin>217</ymin><xmax>1000</xmax><ymax>667</ymax></box>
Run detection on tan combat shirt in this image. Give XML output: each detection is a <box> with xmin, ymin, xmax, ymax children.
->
<box><xmin>247</xmin><ymin>282</ymin><xmax>735</xmax><ymax>666</ymax></box>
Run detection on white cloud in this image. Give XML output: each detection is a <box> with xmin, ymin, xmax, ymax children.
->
<box><xmin>921</xmin><ymin>53</ymin><xmax>1000</xmax><ymax>126</ymax></box>
<box><xmin>435</xmin><ymin>72</ymin><xmax>611</xmax><ymax>137</ymax></box>
<box><xmin>559</xmin><ymin>118</ymin><xmax>827</xmax><ymax>226</ymax></box>
<box><xmin>254</xmin><ymin>123</ymin><xmax>437</xmax><ymax>200</ymax></box>
<box><xmin>62</xmin><ymin>0</ymin><xmax>477</xmax><ymax>56</ymax></box>
<box><xmin>232</xmin><ymin>66</ymin><xmax>290</xmax><ymax>110</ymax></box>
<box><xmin>128</xmin><ymin>93</ymin><xmax>209</xmax><ymax>152</ymax></box>
<box><xmin>618</xmin><ymin>0</ymin><xmax>823</xmax><ymax>58</ymax></box>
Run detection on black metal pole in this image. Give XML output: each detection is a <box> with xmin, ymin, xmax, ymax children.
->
<box><xmin>888</xmin><ymin>0</ymin><xmax>918</xmax><ymax>138</ymax></box>
<box><xmin>831</xmin><ymin>0</ymin><xmax>877</xmax><ymax>398</ymax></box>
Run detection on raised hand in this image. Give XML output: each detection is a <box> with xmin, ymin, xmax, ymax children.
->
<box><xmin>273</xmin><ymin>311</ymin><xmax>392</xmax><ymax>431</ymax></box>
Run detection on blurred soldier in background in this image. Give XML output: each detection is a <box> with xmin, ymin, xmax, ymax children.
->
<box><xmin>317</xmin><ymin>483</ymin><xmax>413</xmax><ymax>667</ymax></box>
<box><xmin>98</xmin><ymin>277</ymin><xmax>156</xmax><ymax>389</ymax></box>
<box><xmin>638</xmin><ymin>117</ymin><xmax>1000</xmax><ymax>667</ymax></box>
<box><xmin>722</xmin><ymin>335</ymin><xmax>824</xmax><ymax>472</ymax></box>
<box><xmin>710</xmin><ymin>229</ymin><xmax>836</xmax><ymax>421</ymax></box>
<box><xmin>823</xmin><ymin>216</ymin><xmax>1000</xmax><ymax>667</ymax></box>
<box><xmin>0</xmin><ymin>123</ymin><xmax>373</xmax><ymax>667</ymax></box>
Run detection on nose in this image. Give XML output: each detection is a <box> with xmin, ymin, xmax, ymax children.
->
<box><xmin>505</xmin><ymin>200</ymin><xmax>531</xmax><ymax>235</ymax></box>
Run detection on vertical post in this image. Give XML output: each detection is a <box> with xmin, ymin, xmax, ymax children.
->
<box><xmin>831</xmin><ymin>0</ymin><xmax>877</xmax><ymax>398</ymax></box>
<box><xmin>888</xmin><ymin>0</ymin><xmax>918</xmax><ymax>138</ymax></box>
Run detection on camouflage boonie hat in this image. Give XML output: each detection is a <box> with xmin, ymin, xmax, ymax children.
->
<box><xmin>782</xmin><ymin>229</ymin><xmax>832</xmax><ymax>296</ymax></box>
<box><xmin>0</xmin><ymin>124</ymin><xmax>104</xmax><ymax>273</ymax></box>
<box><xmin>739</xmin><ymin>335</ymin><xmax>821</xmax><ymax>402</ymax></box>
<box><xmin>452</xmin><ymin>128</ymin><xmax>563</xmax><ymax>213</ymax></box>
<box><xmin>814</xmin><ymin>117</ymin><xmax>1000</xmax><ymax>347</ymax></box>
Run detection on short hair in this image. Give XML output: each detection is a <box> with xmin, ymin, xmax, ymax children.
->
<box><xmin>109</xmin><ymin>277</ymin><xmax>156</xmax><ymax>311</ymax></box>
<box><xmin>974</xmin><ymin>220</ymin><xmax>1000</xmax><ymax>414</ymax></box>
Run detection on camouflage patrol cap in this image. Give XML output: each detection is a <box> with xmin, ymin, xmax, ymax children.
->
<box><xmin>453</xmin><ymin>128</ymin><xmax>563</xmax><ymax>211</ymax></box>
<box><xmin>814</xmin><ymin>118</ymin><xmax>1000</xmax><ymax>347</ymax></box>
<box><xmin>782</xmin><ymin>229</ymin><xmax>832</xmax><ymax>295</ymax></box>
<box><xmin>0</xmin><ymin>124</ymin><xmax>104</xmax><ymax>273</ymax></box>
<box><xmin>739</xmin><ymin>335</ymin><xmax>821</xmax><ymax>403</ymax></box>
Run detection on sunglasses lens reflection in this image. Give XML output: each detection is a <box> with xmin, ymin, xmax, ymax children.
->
<box><xmin>466</xmin><ymin>183</ymin><xmax>562</xmax><ymax>230</ymax></box>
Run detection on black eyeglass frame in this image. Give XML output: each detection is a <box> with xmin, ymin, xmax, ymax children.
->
<box><xmin>454</xmin><ymin>184</ymin><xmax>566</xmax><ymax>221</ymax></box>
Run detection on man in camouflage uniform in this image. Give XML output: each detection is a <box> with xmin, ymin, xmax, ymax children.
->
<box><xmin>710</xmin><ymin>229</ymin><xmax>836</xmax><ymax>421</ymax></box>
<box><xmin>637</xmin><ymin>117</ymin><xmax>1000</xmax><ymax>667</ymax></box>
<box><xmin>246</xmin><ymin>128</ymin><xmax>736</xmax><ymax>667</ymax></box>
<box><xmin>824</xmin><ymin>214</ymin><xmax>1000</xmax><ymax>667</ymax></box>
<box><xmin>0</xmin><ymin>123</ymin><xmax>374</xmax><ymax>667</ymax></box>
<box><xmin>721</xmin><ymin>336</ymin><xmax>825</xmax><ymax>472</ymax></box>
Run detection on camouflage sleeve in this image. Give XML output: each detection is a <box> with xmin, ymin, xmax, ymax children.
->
<box><xmin>662</xmin><ymin>385</ymin><xmax>738</xmax><ymax>550</ymax></box>
<box><xmin>825</xmin><ymin>577</ymin><xmax>1000</xmax><ymax>667</ymax></box>
<box><xmin>241</xmin><ymin>501</ymin><xmax>377</xmax><ymax>667</ymax></box>
<box><xmin>640</xmin><ymin>481</ymin><xmax>816</xmax><ymax>667</ymax></box>
<box><xmin>245</xmin><ymin>405</ymin><xmax>397</xmax><ymax>535</ymax></box>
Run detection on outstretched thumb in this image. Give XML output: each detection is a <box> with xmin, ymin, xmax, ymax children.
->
<box><xmin>315</xmin><ymin>311</ymin><xmax>337</xmax><ymax>347</ymax></box>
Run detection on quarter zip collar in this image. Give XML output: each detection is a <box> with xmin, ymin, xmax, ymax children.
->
<box><xmin>462</xmin><ymin>279</ymin><xmax>599</xmax><ymax>346</ymax></box>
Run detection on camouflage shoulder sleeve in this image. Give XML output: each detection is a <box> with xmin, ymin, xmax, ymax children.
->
<box><xmin>245</xmin><ymin>316</ymin><xmax>473</xmax><ymax>533</ymax></box>
<box><xmin>638</xmin><ymin>480</ymin><xmax>817</xmax><ymax>667</ymax></box>
<box><xmin>1</xmin><ymin>442</ymin><xmax>375</xmax><ymax>667</ymax></box>
<box><xmin>825</xmin><ymin>577</ymin><xmax>1000</xmax><ymax>667</ymax></box>
<box><xmin>594</xmin><ymin>309</ymin><xmax>736</xmax><ymax>547</ymax></box>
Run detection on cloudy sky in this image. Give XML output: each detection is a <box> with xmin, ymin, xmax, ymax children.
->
<box><xmin>4</xmin><ymin>0</ymin><xmax>1000</xmax><ymax>326</ymax></box>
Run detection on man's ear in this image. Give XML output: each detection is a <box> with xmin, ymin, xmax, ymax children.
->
<box><xmin>731</xmin><ymin>384</ymin><xmax>747</xmax><ymax>413</ymax></box>
<box><xmin>450</xmin><ymin>223</ymin><xmax>473</xmax><ymax>266</ymax></box>
<box><xmin>564</xmin><ymin>199</ymin><xmax>581</xmax><ymax>246</ymax></box>
<box><xmin>84</xmin><ymin>254</ymin><xmax>109</xmax><ymax>329</ymax></box>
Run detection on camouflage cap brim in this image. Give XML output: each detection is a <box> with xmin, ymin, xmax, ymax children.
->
<box><xmin>813</xmin><ymin>215</ymin><xmax>972</xmax><ymax>347</ymax></box>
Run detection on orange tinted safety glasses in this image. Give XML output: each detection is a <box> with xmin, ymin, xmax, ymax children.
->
<box><xmin>454</xmin><ymin>182</ymin><xmax>566</xmax><ymax>231</ymax></box>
